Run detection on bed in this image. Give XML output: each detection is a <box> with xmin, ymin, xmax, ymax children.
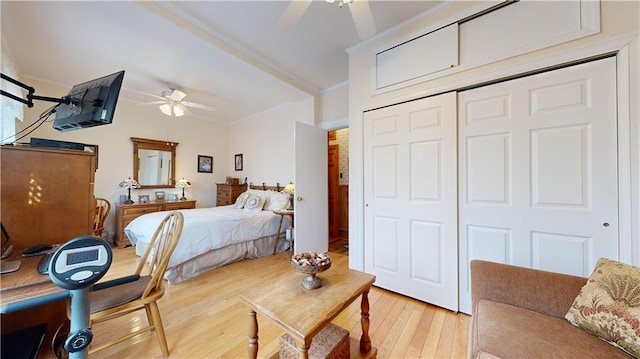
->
<box><xmin>124</xmin><ymin>183</ymin><xmax>292</xmax><ymax>284</ymax></box>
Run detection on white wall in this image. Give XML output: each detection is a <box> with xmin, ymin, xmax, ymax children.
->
<box><xmin>228</xmin><ymin>97</ymin><xmax>314</xmax><ymax>187</ymax></box>
<box><xmin>347</xmin><ymin>1</ymin><xmax>640</xmax><ymax>269</ymax></box>
<box><xmin>16</xmin><ymin>78</ymin><xmax>231</xmax><ymax>242</ymax></box>
<box><xmin>10</xmin><ymin>75</ymin><xmax>316</xmax><ymax>244</ymax></box>
<box><xmin>319</xmin><ymin>82</ymin><xmax>348</xmax><ymax>130</ymax></box>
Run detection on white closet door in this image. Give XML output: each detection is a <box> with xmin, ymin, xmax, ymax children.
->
<box><xmin>364</xmin><ymin>92</ymin><xmax>458</xmax><ymax>311</ymax></box>
<box><xmin>458</xmin><ymin>57</ymin><xmax>619</xmax><ymax>313</ymax></box>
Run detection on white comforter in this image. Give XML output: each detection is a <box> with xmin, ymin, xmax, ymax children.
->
<box><xmin>124</xmin><ymin>205</ymin><xmax>286</xmax><ymax>269</ymax></box>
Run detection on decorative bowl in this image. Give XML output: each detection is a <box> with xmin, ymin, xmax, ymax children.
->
<box><xmin>291</xmin><ymin>252</ymin><xmax>332</xmax><ymax>289</ymax></box>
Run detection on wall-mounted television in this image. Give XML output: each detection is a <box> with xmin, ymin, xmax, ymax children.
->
<box><xmin>53</xmin><ymin>70</ymin><xmax>125</xmax><ymax>132</ymax></box>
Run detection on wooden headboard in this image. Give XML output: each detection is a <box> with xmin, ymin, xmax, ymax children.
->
<box><xmin>249</xmin><ymin>182</ymin><xmax>284</xmax><ymax>192</ymax></box>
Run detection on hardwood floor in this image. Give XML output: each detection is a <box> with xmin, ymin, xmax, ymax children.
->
<box><xmin>329</xmin><ymin>232</ymin><xmax>349</xmax><ymax>256</ymax></box>
<box><xmin>87</xmin><ymin>248</ymin><xmax>470</xmax><ymax>359</ymax></box>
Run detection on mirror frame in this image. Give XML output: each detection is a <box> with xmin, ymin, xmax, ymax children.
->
<box><xmin>131</xmin><ymin>137</ymin><xmax>179</xmax><ymax>189</ymax></box>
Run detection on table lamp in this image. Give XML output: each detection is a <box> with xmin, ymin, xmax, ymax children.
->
<box><xmin>118</xmin><ymin>177</ymin><xmax>141</xmax><ymax>204</ymax></box>
<box><xmin>175</xmin><ymin>178</ymin><xmax>191</xmax><ymax>201</ymax></box>
<box><xmin>282</xmin><ymin>182</ymin><xmax>295</xmax><ymax>209</ymax></box>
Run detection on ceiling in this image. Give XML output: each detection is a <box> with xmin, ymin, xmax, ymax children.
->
<box><xmin>2</xmin><ymin>1</ymin><xmax>442</xmax><ymax>124</ymax></box>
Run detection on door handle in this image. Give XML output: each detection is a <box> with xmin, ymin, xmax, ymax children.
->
<box><xmin>296</xmin><ymin>196</ymin><xmax>303</xmax><ymax>201</ymax></box>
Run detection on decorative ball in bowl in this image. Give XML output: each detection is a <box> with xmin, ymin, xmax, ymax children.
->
<box><xmin>291</xmin><ymin>252</ymin><xmax>332</xmax><ymax>289</ymax></box>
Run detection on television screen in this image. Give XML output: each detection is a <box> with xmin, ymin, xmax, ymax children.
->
<box><xmin>53</xmin><ymin>70</ymin><xmax>125</xmax><ymax>132</ymax></box>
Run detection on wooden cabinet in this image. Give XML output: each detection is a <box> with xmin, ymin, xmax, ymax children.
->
<box><xmin>0</xmin><ymin>146</ymin><xmax>96</xmax><ymax>250</ymax></box>
<box><xmin>116</xmin><ymin>200</ymin><xmax>196</xmax><ymax>248</ymax></box>
<box><xmin>0</xmin><ymin>145</ymin><xmax>96</xmax><ymax>355</ymax></box>
<box><xmin>216</xmin><ymin>183</ymin><xmax>247</xmax><ymax>206</ymax></box>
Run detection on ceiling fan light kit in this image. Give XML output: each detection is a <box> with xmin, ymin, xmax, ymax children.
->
<box><xmin>281</xmin><ymin>0</ymin><xmax>375</xmax><ymax>40</ymax></box>
<box><xmin>325</xmin><ymin>0</ymin><xmax>353</xmax><ymax>8</ymax></box>
<box><xmin>159</xmin><ymin>103</ymin><xmax>185</xmax><ymax>117</ymax></box>
<box><xmin>148</xmin><ymin>85</ymin><xmax>215</xmax><ymax>117</ymax></box>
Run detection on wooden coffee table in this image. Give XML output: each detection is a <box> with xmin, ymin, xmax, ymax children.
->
<box><xmin>239</xmin><ymin>254</ymin><xmax>377</xmax><ymax>359</ymax></box>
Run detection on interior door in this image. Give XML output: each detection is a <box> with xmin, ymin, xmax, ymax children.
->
<box><xmin>328</xmin><ymin>144</ymin><xmax>339</xmax><ymax>237</ymax></box>
<box><xmin>364</xmin><ymin>92</ymin><xmax>458</xmax><ymax>311</ymax></box>
<box><xmin>295</xmin><ymin>122</ymin><xmax>328</xmax><ymax>253</ymax></box>
<box><xmin>458</xmin><ymin>57</ymin><xmax>619</xmax><ymax>313</ymax></box>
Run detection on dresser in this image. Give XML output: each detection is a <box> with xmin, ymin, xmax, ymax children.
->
<box><xmin>116</xmin><ymin>200</ymin><xmax>196</xmax><ymax>248</ymax></box>
<box><xmin>1</xmin><ymin>146</ymin><xmax>96</xmax><ymax>249</ymax></box>
<box><xmin>216</xmin><ymin>183</ymin><xmax>247</xmax><ymax>206</ymax></box>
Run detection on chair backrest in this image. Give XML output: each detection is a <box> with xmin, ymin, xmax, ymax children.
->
<box><xmin>92</xmin><ymin>198</ymin><xmax>111</xmax><ymax>237</ymax></box>
<box><xmin>136</xmin><ymin>211</ymin><xmax>184</xmax><ymax>298</ymax></box>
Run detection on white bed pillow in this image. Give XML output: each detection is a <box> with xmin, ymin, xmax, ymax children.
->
<box><xmin>243</xmin><ymin>195</ymin><xmax>265</xmax><ymax>212</ymax></box>
<box><xmin>247</xmin><ymin>189</ymin><xmax>273</xmax><ymax>208</ymax></box>
<box><xmin>234</xmin><ymin>192</ymin><xmax>249</xmax><ymax>209</ymax></box>
<box><xmin>264</xmin><ymin>191</ymin><xmax>290</xmax><ymax>211</ymax></box>
<box><xmin>247</xmin><ymin>189</ymin><xmax>269</xmax><ymax>200</ymax></box>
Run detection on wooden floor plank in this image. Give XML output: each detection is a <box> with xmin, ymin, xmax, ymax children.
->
<box><xmin>85</xmin><ymin>248</ymin><xmax>470</xmax><ymax>358</ymax></box>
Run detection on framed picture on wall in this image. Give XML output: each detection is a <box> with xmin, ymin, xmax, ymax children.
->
<box><xmin>235</xmin><ymin>154</ymin><xmax>243</xmax><ymax>171</ymax></box>
<box><xmin>198</xmin><ymin>155</ymin><xmax>213</xmax><ymax>173</ymax></box>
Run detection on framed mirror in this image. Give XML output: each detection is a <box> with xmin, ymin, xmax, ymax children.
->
<box><xmin>131</xmin><ymin>137</ymin><xmax>178</xmax><ymax>188</ymax></box>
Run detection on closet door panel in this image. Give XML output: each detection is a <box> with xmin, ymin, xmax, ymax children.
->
<box><xmin>364</xmin><ymin>92</ymin><xmax>458</xmax><ymax>311</ymax></box>
<box><xmin>459</xmin><ymin>57</ymin><xmax>619</xmax><ymax>314</ymax></box>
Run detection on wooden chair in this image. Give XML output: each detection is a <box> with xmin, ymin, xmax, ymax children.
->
<box><xmin>92</xmin><ymin>197</ymin><xmax>111</xmax><ymax>237</ymax></box>
<box><xmin>88</xmin><ymin>211</ymin><xmax>184</xmax><ymax>358</ymax></box>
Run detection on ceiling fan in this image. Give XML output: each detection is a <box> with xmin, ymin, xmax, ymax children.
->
<box><xmin>279</xmin><ymin>0</ymin><xmax>376</xmax><ymax>40</ymax></box>
<box><xmin>143</xmin><ymin>85</ymin><xmax>216</xmax><ymax>117</ymax></box>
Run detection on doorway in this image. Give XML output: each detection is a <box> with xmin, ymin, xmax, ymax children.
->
<box><xmin>328</xmin><ymin>128</ymin><xmax>349</xmax><ymax>256</ymax></box>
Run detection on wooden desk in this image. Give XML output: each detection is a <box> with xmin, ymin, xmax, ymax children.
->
<box><xmin>1</xmin><ymin>248</ymin><xmax>139</xmax><ymax>358</ymax></box>
<box><xmin>273</xmin><ymin>209</ymin><xmax>294</xmax><ymax>254</ymax></box>
<box><xmin>239</xmin><ymin>255</ymin><xmax>377</xmax><ymax>359</ymax></box>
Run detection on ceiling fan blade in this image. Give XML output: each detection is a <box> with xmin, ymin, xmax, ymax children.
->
<box><xmin>124</xmin><ymin>88</ymin><xmax>167</xmax><ymax>101</ymax></box>
<box><xmin>278</xmin><ymin>0</ymin><xmax>312</xmax><ymax>29</ymax></box>
<box><xmin>349</xmin><ymin>0</ymin><xmax>376</xmax><ymax>40</ymax></box>
<box><xmin>169</xmin><ymin>89</ymin><xmax>187</xmax><ymax>102</ymax></box>
<box><xmin>182</xmin><ymin>101</ymin><xmax>216</xmax><ymax>112</ymax></box>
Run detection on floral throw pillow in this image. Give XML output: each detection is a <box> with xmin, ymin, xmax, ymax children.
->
<box><xmin>565</xmin><ymin>258</ymin><xmax>640</xmax><ymax>357</ymax></box>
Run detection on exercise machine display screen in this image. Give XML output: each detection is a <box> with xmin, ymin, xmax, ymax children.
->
<box><xmin>50</xmin><ymin>237</ymin><xmax>112</xmax><ymax>291</ymax></box>
<box><xmin>66</xmin><ymin>249</ymin><xmax>99</xmax><ymax>266</ymax></box>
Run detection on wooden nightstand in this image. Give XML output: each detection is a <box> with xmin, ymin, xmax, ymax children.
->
<box><xmin>116</xmin><ymin>200</ymin><xmax>196</xmax><ymax>248</ymax></box>
<box><xmin>273</xmin><ymin>209</ymin><xmax>294</xmax><ymax>254</ymax></box>
<box><xmin>216</xmin><ymin>183</ymin><xmax>247</xmax><ymax>206</ymax></box>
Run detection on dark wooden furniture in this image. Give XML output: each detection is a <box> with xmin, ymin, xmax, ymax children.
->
<box><xmin>240</xmin><ymin>254</ymin><xmax>376</xmax><ymax>359</ymax></box>
<box><xmin>1</xmin><ymin>146</ymin><xmax>96</xmax><ymax>250</ymax></box>
<box><xmin>0</xmin><ymin>145</ymin><xmax>96</xmax><ymax>358</ymax></box>
<box><xmin>115</xmin><ymin>200</ymin><xmax>196</xmax><ymax>248</ymax></box>
<box><xmin>216</xmin><ymin>183</ymin><xmax>247</xmax><ymax>206</ymax></box>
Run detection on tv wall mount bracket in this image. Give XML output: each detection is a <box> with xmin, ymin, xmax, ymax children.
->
<box><xmin>1</xmin><ymin>73</ymin><xmax>72</xmax><ymax>107</ymax></box>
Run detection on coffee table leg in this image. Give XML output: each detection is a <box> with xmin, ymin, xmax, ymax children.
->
<box><xmin>248</xmin><ymin>310</ymin><xmax>258</xmax><ymax>359</ymax></box>
<box><xmin>296</xmin><ymin>339</ymin><xmax>310</xmax><ymax>359</ymax></box>
<box><xmin>360</xmin><ymin>288</ymin><xmax>372</xmax><ymax>353</ymax></box>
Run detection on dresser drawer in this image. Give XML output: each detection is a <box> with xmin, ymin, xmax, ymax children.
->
<box><xmin>164</xmin><ymin>201</ymin><xmax>195</xmax><ymax>211</ymax></box>
<box><xmin>216</xmin><ymin>183</ymin><xmax>246</xmax><ymax>207</ymax></box>
<box><xmin>121</xmin><ymin>205</ymin><xmax>162</xmax><ymax>217</ymax></box>
<box><xmin>217</xmin><ymin>191</ymin><xmax>231</xmax><ymax>199</ymax></box>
